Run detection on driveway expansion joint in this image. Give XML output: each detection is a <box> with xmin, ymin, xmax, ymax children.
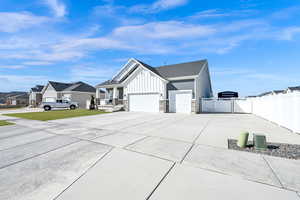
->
<box><xmin>124</xmin><ymin>135</ymin><xmax>151</xmax><ymax>148</ymax></box>
<box><xmin>124</xmin><ymin>148</ymin><xmax>175</xmax><ymax>163</ymax></box>
<box><xmin>146</xmin><ymin>162</ymin><xmax>176</xmax><ymax>200</ymax></box>
<box><xmin>53</xmin><ymin>147</ymin><xmax>114</xmax><ymax>200</ymax></box>
<box><xmin>180</xmin><ymin>119</ymin><xmax>212</xmax><ymax>164</ymax></box>
<box><xmin>0</xmin><ymin>138</ymin><xmax>81</xmax><ymax>170</ymax></box>
<box><xmin>262</xmin><ymin>155</ymin><xmax>285</xmax><ymax>189</ymax></box>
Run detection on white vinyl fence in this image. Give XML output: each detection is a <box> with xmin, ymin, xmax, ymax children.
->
<box><xmin>201</xmin><ymin>98</ymin><xmax>252</xmax><ymax>113</ymax></box>
<box><xmin>201</xmin><ymin>92</ymin><xmax>300</xmax><ymax>134</ymax></box>
<box><xmin>251</xmin><ymin>92</ymin><xmax>300</xmax><ymax>134</ymax></box>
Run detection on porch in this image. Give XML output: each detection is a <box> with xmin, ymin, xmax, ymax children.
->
<box><xmin>96</xmin><ymin>86</ymin><xmax>125</xmax><ymax>111</ymax></box>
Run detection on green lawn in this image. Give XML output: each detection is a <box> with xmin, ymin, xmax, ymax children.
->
<box><xmin>0</xmin><ymin>120</ymin><xmax>14</xmax><ymax>126</ymax></box>
<box><xmin>4</xmin><ymin>109</ymin><xmax>109</xmax><ymax>121</ymax></box>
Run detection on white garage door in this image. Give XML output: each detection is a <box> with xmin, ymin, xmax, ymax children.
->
<box><xmin>169</xmin><ymin>90</ymin><xmax>192</xmax><ymax>113</ymax></box>
<box><xmin>129</xmin><ymin>94</ymin><xmax>160</xmax><ymax>112</ymax></box>
<box><xmin>44</xmin><ymin>97</ymin><xmax>56</xmax><ymax>102</ymax></box>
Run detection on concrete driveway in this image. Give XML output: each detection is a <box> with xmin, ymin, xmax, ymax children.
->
<box><xmin>0</xmin><ymin>112</ymin><xmax>300</xmax><ymax>200</ymax></box>
<box><xmin>0</xmin><ymin>107</ymin><xmax>43</xmax><ymax>114</ymax></box>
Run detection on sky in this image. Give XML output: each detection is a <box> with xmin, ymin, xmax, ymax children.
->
<box><xmin>0</xmin><ymin>0</ymin><xmax>300</xmax><ymax>96</ymax></box>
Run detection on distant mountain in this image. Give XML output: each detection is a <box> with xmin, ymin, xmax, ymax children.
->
<box><xmin>0</xmin><ymin>91</ymin><xmax>27</xmax><ymax>104</ymax></box>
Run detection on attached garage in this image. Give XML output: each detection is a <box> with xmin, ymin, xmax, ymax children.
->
<box><xmin>44</xmin><ymin>97</ymin><xmax>56</xmax><ymax>102</ymax></box>
<box><xmin>169</xmin><ymin>90</ymin><xmax>192</xmax><ymax>113</ymax></box>
<box><xmin>129</xmin><ymin>93</ymin><xmax>160</xmax><ymax>112</ymax></box>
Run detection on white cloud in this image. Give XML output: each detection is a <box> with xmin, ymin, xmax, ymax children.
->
<box><xmin>211</xmin><ymin>68</ymin><xmax>252</xmax><ymax>76</ymax></box>
<box><xmin>53</xmin><ymin>38</ymin><xmax>132</xmax><ymax>52</ymax></box>
<box><xmin>152</xmin><ymin>0</ymin><xmax>188</xmax><ymax>10</ymax></box>
<box><xmin>70</xmin><ymin>64</ymin><xmax>118</xmax><ymax>84</ymax></box>
<box><xmin>112</xmin><ymin>21</ymin><xmax>215</xmax><ymax>39</ymax></box>
<box><xmin>130</xmin><ymin>0</ymin><xmax>188</xmax><ymax>13</ymax></box>
<box><xmin>0</xmin><ymin>75</ymin><xmax>47</xmax><ymax>92</ymax></box>
<box><xmin>190</xmin><ymin>9</ymin><xmax>256</xmax><ymax>19</ymax></box>
<box><xmin>0</xmin><ymin>12</ymin><xmax>49</xmax><ymax>33</ymax></box>
<box><xmin>271</xmin><ymin>6</ymin><xmax>300</xmax><ymax>19</ymax></box>
<box><xmin>0</xmin><ymin>6</ymin><xmax>299</xmax><ymax>66</ymax></box>
<box><xmin>278</xmin><ymin>26</ymin><xmax>300</xmax><ymax>40</ymax></box>
<box><xmin>0</xmin><ymin>65</ymin><xmax>25</xmax><ymax>69</ymax></box>
<box><xmin>50</xmin><ymin>21</ymin><xmax>216</xmax><ymax>56</ymax></box>
<box><xmin>44</xmin><ymin>0</ymin><xmax>67</xmax><ymax>17</ymax></box>
<box><xmin>23</xmin><ymin>61</ymin><xmax>53</xmax><ymax>66</ymax></box>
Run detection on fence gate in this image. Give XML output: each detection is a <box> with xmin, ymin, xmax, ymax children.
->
<box><xmin>201</xmin><ymin>98</ymin><xmax>252</xmax><ymax>113</ymax></box>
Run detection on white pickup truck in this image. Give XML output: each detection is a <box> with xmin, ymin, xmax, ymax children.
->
<box><xmin>41</xmin><ymin>100</ymin><xmax>79</xmax><ymax>111</ymax></box>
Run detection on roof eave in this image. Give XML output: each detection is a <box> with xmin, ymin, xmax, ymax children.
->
<box><xmin>166</xmin><ymin>75</ymin><xmax>198</xmax><ymax>81</ymax></box>
<box><xmin>133</xmin><ymin>59</ymin><xmax>168</xmax><ymax>83</ymax></box>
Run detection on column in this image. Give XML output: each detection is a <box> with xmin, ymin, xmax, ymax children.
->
<box><xmin>95</xmin><ymin>88</ymin><xmax>100</xmax><ymax>105</ymax></box>
<box><xmin>112</xmin><ymin>87</ymin><xmax>117</xmax><ymax>105</ymax></box>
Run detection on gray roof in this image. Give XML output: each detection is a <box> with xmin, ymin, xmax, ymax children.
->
<box><xmin>155</xmin><ymin>60</ymin><xmax>207</xmax><ymax>78</ymax></box>
<box><xmin>31</xmin><ymin>85</ymin><xmax>44</xmax><ymax>92</ymax></box>
<box><xmin>97</xmin><ymin>59</ymin><xmax>207</xmax><ymax>87</ymax></box>
<box><xmin>258</xmin><ymin>91</ymin><xmax>272</xmax><ymax>97</ymax></box>
<box><xmin>288</xmin><ymin>86</ymin><xmax>300</xmax><ymax>91</ymax></box>
<box><xmin>49</xmin><ymin>81</ymin><xmax>95</xmax><ymax>93</ymax></box>
<box><xmin>273</xmin><ymin>90</ymin><xmax>284</xmax><ymax>94</ymax></box>
<box><xmin>7</xmin><ymin>93</ymin><xmax>29</xmax><ymax>99</ymax></box>
<box><xmin>96</xmin><ymin>80</ymin><xmax>120</xmax><ymax>87</ymax></box>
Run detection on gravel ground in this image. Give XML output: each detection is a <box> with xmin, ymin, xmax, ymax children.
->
<box><xmin>228</xmin><ymin>139</ymin><xmax>300</xmax><ymax>160</ymax></box>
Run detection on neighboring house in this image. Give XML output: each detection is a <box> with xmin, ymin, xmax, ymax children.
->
<box><xmin>41</xmin><ymin>81</ymin><xmax>97</xmax><ymax>108</ymax></box>
<box><xmin>6</xmin><ymin>93</ymin><xmax>29</xmax><ymax>106</ymax></box>
<box><xmin>258</xmin><ymin>91</ymin><xmax>273</xmax><ymax>97</ymax></box>
<box><xmin>95</xmin><ymin>58</ymin><xmax>213</xmax><ymax>113</ymax></box>
<box><xmin>0</xmin><ymin>92</ymin><xmax>26</xmax><ymax>104</ymax></box>
<box><xmin>286</xmin><ymin>86</ymin><xmax>300</xmax><ymax>93</ymax></box>
<box><xmin>272</xmin><ymin>90</ymin><xmax>284</xmax><ymax>95</ymax></box>
<box><xmin>29</xmin><ymin>85</ymin><xmax>44</xmax><ymax>107</ymax></box>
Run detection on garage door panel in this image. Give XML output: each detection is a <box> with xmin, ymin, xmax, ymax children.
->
<box><xmin>169</xmin><ymin>91</ymin><xmax>192</xmax><ymax>113</ymax></box>
<box><xmin>129</xmin><ymin>94</ymin><xmax>159</xmax><ymax>112</ymax></box>
<box><xmin>44</xmin><ymin>97</ymin><xmax>56</xmax><ymax>102</ymax></box>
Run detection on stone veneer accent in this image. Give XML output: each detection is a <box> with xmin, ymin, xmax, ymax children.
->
<box><xmin>159</xmin><ymin>100</ymin><xmax>168</xmax><ymax>113</ymax></box>
<box><xmin>191</xmin><ymin>99</ymin><xmax>197</xmax><ymax>113</ymax></box>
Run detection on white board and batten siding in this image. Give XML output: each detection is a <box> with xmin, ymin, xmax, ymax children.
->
<box><xmin>43</xmin><ymin>84</ymin><xmax>57</xmax><ymax>102</ymax></box>
<box><xmin>124</xmin><ymin>67</ymin><xmax>166</xmax><ymax>112</ymax></box>
<box><xmin>124</xmin><ymin>67</ymin><xmax>166</xmax><ymax>99</ymax></box>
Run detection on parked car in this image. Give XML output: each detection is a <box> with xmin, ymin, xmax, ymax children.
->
<box><xmin>41</xmin><ymin>100</ymin><xmax>78</xmax><ymax>111</ymax></box>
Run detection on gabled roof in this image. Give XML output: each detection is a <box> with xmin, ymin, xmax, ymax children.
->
<box><xmin>66</xmin><ymin>82</ymin><xmax>96</xmax><ymax>93</ymax></box>
<box><xmin>258</xmin><ymin>91</ymin><xmax>272</xmax><ymax>97</ymax></box>
<box><xmin>96</xmin><ymin>59</ymin><xmax>208</xmax><ymax>87</ymax></box>
<box><xmin>135</xmin><ymin>59</ymin><xmax>162</xmax><ymax>78</ymax></box>
<box><xmin>7</xmin><ymin>93</ymin><xmax>29</xmax><ymax>99</ymax></box>
<box><xmin>31</xmin><ymin>85</ymin><xmax>44</xmax><ymax>92</ymax></box>
<box><xmin>288</xmin><ymin>86</ymin><xmax>300</xmax><ymax>91</ymax></box>
<box><xmin>155</xmin><ymin>60</ymin><xmax>207</xmax><ymax>78</ymax></box>
<box><xmin>96</xmin><ymin>80</ymin><xmax>120</xmax><ymax>87</ymax></box>
<box><xmin>48</xmin><ymin>81</ymin><xmax>96</xmax><ymax>93</ymax></box>
<box><xmin>273</xmin><ymin>90</ymin><xmax>284</xmax><ymax>94</ymax></box>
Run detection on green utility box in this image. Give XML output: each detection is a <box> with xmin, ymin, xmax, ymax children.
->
<box><xmin>237</xmin><ymin>132</ymin><xmax>249</xmax><ymax>148</ymax></box>
<box><xmin>253</xmin><ymin>134</ymin><xmax>267</xmax><ymax>150</ymax></box>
